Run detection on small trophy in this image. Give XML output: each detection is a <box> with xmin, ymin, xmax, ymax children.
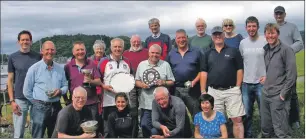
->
<box><xmin>45</xmin><ymin>89</ymin><xmax>54</xmax><ymax>98</ymax></box>
<box><xmin>184</xmin><ymin>81</ymin><xmax>192</xmax><ymax>89</ymax></box>
<box><xmin>81</xmin><ymin>69</ymin><xmax>93</xmax><ymax>88</ymax></box>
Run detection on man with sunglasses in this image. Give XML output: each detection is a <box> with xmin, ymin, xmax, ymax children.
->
<box><xmin>274</xmin><ymin>5</ymin><xmax>304</xmax><ymax>129</ymax></box>
<box><xmin>200</xmin><ymin>26</ymin><xmax>245</xmax><ymax>138</ymax></box>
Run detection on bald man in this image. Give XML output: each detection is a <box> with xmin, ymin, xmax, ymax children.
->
<box><xmin>23</xmin><ymin>40</ymin><xmax>68</xmax><ymax>138</ymax></box>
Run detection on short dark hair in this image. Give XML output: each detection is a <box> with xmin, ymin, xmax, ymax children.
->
<box><xmin>18</xmin><ymin>30</ymin><xmax>32</xmax><ymax>41</ymax></box>
<box><xmin>246</xmin><ymin>16</ymin><xmax>259</xmax><ymax>28</ymax></box>
<box><xmin>73</xmin><ymin>41</ymin><xmax>85</xmax><ymax>46</ymax></box>
<box><xmin>115</xmin><ymin>92</ymin><xmax>129</xmax><ymax>103</ymax></box>
<box><xmin>199</xmin><ymin>94</ymin><xmax>214</xmax><ymax>110</ymax></box>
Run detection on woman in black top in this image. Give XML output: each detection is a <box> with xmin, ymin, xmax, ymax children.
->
<box><xmin>107</xmin><ymin>93</ymin><xmax>138</xmax><ymax>138</ymax></box>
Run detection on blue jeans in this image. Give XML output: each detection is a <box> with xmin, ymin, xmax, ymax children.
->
<box><xmin>241</xmin><ymin>82</ymin><xmax>262</xmax><ymax>138</ymax></box>
<box><xmin>140</xmin><ymin>109</ymin><xmax>152</xmax><ymax>138</ymax></box>
<box><xmin>13</xmin><ymin>99</ymin><xmax>31</xmax><ymax>138</ymax></box>
<box><xmin>30</xmin><ymin>100</ymin><xmax>62</xmax><ymax>138</ymax></box>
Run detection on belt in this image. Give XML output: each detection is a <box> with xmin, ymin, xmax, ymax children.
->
<box><xmin>33</xmin><ymin>100</ymin><xmax>60</xmax><ymax>105</ymax></box>
<box><xmin>211</xmin><ymin>86</ymin><xmax>235</xmax><ymax>91</ymax></box>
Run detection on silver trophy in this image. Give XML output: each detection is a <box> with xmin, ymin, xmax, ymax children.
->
<box><xmin>45</xmin><ymin>89</ymin><xmax>54</xmax><ymax>98</ymax></box>
<box><xmin>143</xmin><ymin>68</ymin><xmax>160</xmax><ymax>87</ymax></box>
<box><xmin>81</xmin><ymin>69</ymin><xmax>93</xmax><ymax>88</ymax></box>
<box><xmin>184</xmin><ymin>81</ymin><xmax>192</xmax><ymax>89</ymax></box>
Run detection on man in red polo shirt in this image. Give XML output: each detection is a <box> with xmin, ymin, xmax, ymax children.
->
<box><xmin>64</xmin><ymin>41</ymin><xmax>102</xmax><ymax>124</ymax></box>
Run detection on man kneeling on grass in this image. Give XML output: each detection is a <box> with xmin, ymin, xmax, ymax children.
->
<box><xmin>52</xmin><ymin>86</ymin><xmax>96</xmax><ymax>138</ymax></box>
<box><xmin>151</xmin><ymin>86</ymin><xmax>192</xmax><ymax>138</ymax></box>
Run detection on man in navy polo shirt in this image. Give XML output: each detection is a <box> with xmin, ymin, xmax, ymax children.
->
<box><xmin>166</xmin><ymin>29</ymin><xmax>202</xmax><ymax>118</ymax></box>
<box><xmin>200</xmin><ymin>26</ymin><xmax>245</xmax><ymax>138</ymax></box>
<box><xmin>64</xmin><ymin>41</ymin><xmax>102</xmax><ymax>123</ymax></box>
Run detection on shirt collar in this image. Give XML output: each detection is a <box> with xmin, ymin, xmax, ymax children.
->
<box><xmin>174</xmin><ymin>46</ymin><xmax>191</xmax><ymax>53</ymax></box>
<box><xmin>70</xmin><ymin>57</ymin><xmax>90</xmax><ymax>66</ymax></box>
<box><xmin>146</xmin><ymin>59</ymin><xmax>162</xmax><ymax>67</ymax></box>
<box><xmin>41</xmin><ymin>59</ymin><xmax>54</xmax><ymax>70</ymax></box>
<box><xmin>152</xmin><ymin>32</ymin><xmax>161</xmax><ymax>38</ymax></box>
<box><xmin>129</xmin><ymin>46</ymin><xmax>143</xmax><ymax>52</ymax></box>
<box><xmin>109</xmin><ymin>54</ymin><xmax>123</xmax><ymax>61</ymax></box>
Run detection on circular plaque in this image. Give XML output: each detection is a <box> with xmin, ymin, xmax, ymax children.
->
<box><xmin>109</xmin><ymin>72</ymin><xmax>135</xmax><ymax>93</ymax></box>
<box><xmin>143</xmin><ymin>68</ymin><xmax>160</xmax><ymax>87</ymax></box>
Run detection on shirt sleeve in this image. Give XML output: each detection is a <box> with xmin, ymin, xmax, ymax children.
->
<box><xmin>56</xmin><ymin>110</ymin><xmax>70</xmax><ymax>134</ymax></box>
<box><xmin>165</xmin><ymin>62</ymin><xmax>175</xmax><ymax>81</ymax></box>
<box><xmin>234</xmin><ymin>49</ymin><xmax>244</xmax><ymax>70</ymax></box>
<box><xmin>135</xmin><ymin>62</ymin><xmax>142</xmax><ymax>81</ymax></box>
<box><xmin>152</xmin><ymin>100</ymin><xmax>162</xmax><ymax>129</ymax></box>
<box><xmin>290</xmin><ymin>24</ymin><xmax>304</xmax><ymax>53</ymax></box>
<box><xmin>193</xmin><ymin>113</ymin><xmax>200</xmax><ymax>126</ymax></box>
<box><xmin>218</xmin><ymin>112</ymin><xmax>227</xmax><ymax>125</ymax></box>
<box><xmin>23</xmin><ymin>66</ymin><xmax>35</xmax><ymax>101</ymax></box>
<box><xmin>169</xmin><ymin>101</ymin><xmax>186</xmax><ymax>137</ymax></box>
<box><xmin>60</xmin><ymin>67</ymin><xmax>68</xmax><ymax>95</ymax></box>
<box><xmin>8</xmin><ymin>54</ymin><xmax>15</xmax><ymax>73</ymax></box>
<box><xmin>200</xmin><ymin>50</ymin><xmax>209</xmax><ymax>72</ymax></box>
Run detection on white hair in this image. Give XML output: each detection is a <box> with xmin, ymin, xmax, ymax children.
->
<box><xmin>148</xmin><ymin>18</ymin><xmax>160</xmax><ymax>26</ymax></box>
<box><xmin>130</xmin><ymin>34</ymin><xmax>142</xmax><ymax>42</ymax></box>
<box><xmin>153</xmin><ymin>86</ymin><xmax>169</xmax><ymax>97</ymax></box>
<box><xmin>195</xmin><ymin>18</ymin><xmax>207</xmax><ymax>28</ymax></box>
<box><xmin>110</xmin><ymin>38</ymin><xmax>124</xmax><ymax>48</ymax></box>
<box><xmin>73</xmin><ymin>86</ymin><xmax>87</xmax><ymax>96</ymax></box>
<box><xmin>92</xmin><ymin>40</ymin><xmax>106</xmax><ymax>51</ymax></box>
<box><xmin>149</xmin><ymin>44</ymin><xmax>162</xmax><ymax>53</ymax></box>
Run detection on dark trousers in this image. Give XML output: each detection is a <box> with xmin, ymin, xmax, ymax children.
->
<box><xmin>174</xmin><ymin>84</ymin><xmax>201</xmax><ymax>119</ymax></box>
<box><xmin>140</xmin><ymin>109</ymin><xmax>152</xmax><ymax>138</ymax></box>
<box><xmin>84</xmin><ymin>103</ymin><xmax>100</xmax><ymax>136</ymax></box>
<box><xmin>289</xmin><ymin>82</ymin><xmax>300</xmax><ymax>125</ymax></box>
<box><xmin>102</xmin><ymin>106</ymin><xmax>117</xmax><ymax>137</ymax></box>
<box><xmin>30</xmin><ymin>100</ymin><xmax>62</xmax><ymax>138</ymax></box>
<box><xmin>260</xmin><ymin>92</ymin><xmax>291</xmax><ymax>138</ymax></box>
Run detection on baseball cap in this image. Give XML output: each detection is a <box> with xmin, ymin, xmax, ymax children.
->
<box><xmin>274</xmin><ymin>6</ymin><xmax>285</xmax><ymax>13</ymax></box>
<box><xmin>211</xmin><ymin>26</ymin><xmax>223</xmax><ymax>34</ymax></box>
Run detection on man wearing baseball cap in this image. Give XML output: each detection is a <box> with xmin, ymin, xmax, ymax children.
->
<box><xmin>274</xmin><ymin>5</ymin><xmax>304</xmax><ymax>129</ymax></box>
<box><xmin>200</xmin><ymin>26</ymin><xmax>245</xmax><ymax>138</ymax></box>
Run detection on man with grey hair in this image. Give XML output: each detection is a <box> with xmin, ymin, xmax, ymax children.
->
<box><xmin>98</xmin><ymin>37</ymin><xmax>133</xmax><ymax>136</ymax></box>
<box><xmin>52</xmin><ymin>86</ymin><xmax>96</xmax><ymax>138</ymax></box>
<box><xmin>166</xmin><ymin>29</ymin><xmax>202</xmax><ymax>119</ymax></box>
<box><xmin>144</xmin><ymin>18</ymin><xmax>172</xmax><ymax>60</ymax></box>
<box><xmin>123</xmin><ymin>35</ymin><xmax>149</xmax><ymax>116</ymax></box>
<box><xmin>151</xmin><ymin>86</ymin><xmax>192</xmax><ymax>138</ymax></box>
<box><xmin>135</xmin><ymin>44</ymin><xmax>175</xmax><ymax>138</ymax></box>
<box><xmin>189</xmin><ymin>18</ymin><xmax>213</xmax><ymax>54</ymax></box>
<box><xmin>273</xmin><ymin>5</ymin><xmax>304</xmax><ymax>129</ymax></box>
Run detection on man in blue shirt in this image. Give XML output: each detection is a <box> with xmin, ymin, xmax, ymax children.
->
<box><xmin>166</xmin><ymin>29</ymin><xmax>202</xmax><ymax>118</ymax></box>
<box><xmin>23</xmin><ymin>41</ymin><xmax>68</xmax><ymax>138</ymax></box>
<box><xmin>7</xmin><ymin>30</ymin><xmax>41</xmax><ymax>138</ymax></box>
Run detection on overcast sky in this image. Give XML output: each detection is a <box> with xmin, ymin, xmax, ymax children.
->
<box><xmin>1</xmin><ymin>1</ymin><xmax>305</xmax><ymax>54</ymax></box>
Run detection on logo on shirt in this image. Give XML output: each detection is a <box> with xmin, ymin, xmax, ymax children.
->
<box><xmin>225</xmin><ymin>54</ymin><xmax>230</xmax><ymax>57</ymax></box>
<box><xmin>108</xmin><ymin>64</ymin><xmax>113</xmax><ymax>70</ymax></box>
<box><xmin>123</xmin><ymin>64</ymin><xmax>127</xmax><ymax>69</ymax></box>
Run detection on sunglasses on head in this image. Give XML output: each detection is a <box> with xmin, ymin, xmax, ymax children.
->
<box><xmin>224</xmin><ymin>24</ymin><xmax>233</xmax><ymax>27</ymax></box>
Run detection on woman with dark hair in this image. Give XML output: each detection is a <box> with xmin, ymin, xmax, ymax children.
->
<box><xmin>106</xmin><ymin>93</ymin><xmax>138</xmax><ymax>138</ymax></box>
<box><xmin>194</xmin><ymin>94</ymin><xmax>228</xmax><ymax>138</ymax></box>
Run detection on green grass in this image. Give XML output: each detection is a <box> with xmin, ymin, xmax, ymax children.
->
<box><xmin>296</xmin><ymin>50</ymin><xmax>304</xmax><ymax>76</ymax></box>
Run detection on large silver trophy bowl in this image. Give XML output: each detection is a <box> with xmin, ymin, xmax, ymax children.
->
<box><xmin>109</xmin><ymin>72</ymin><xmax>135</xmax><ymax>93</ymax></box>
<box><xmin>80</xmin><ymin>120</ymin><xmax>98</xmax><ymax>133</ymax></box>
<box><xmin>143</xmin><ymin>68</ymin><xmax>160</xmax><ymax>87</ymax></box>
<box><xmin>81</xmin><ymin>69</ymin><xmax>93</xmax><ymax>88</ymax></box>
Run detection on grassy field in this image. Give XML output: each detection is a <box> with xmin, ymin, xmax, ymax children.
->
<box><xmin>296</xmin><ymin>50</ymin><xmax>305</xmax><ymax>76</ymax></box>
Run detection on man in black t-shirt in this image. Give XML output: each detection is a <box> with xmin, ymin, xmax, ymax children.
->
<box><xmin>52</xmin><ymin>86</ymin><xmax>96</xmax><ymax>138</ymax></box>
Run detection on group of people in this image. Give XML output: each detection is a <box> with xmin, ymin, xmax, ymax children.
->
<box><xmin>6</xmin><ymin>5</ymin><xmax>303</xmax><ymax>138</ymax></box>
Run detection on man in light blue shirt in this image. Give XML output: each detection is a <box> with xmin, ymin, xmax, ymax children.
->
<box><xmin>23</xmin><ymin>41</ymin><xmax>68</xmax><ymax>138</ymax></box>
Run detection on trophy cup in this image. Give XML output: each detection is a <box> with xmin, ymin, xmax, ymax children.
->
<box><xmin>184</xmin><ymin>81</ymin><xmax>192</xmax><ymax>89</ymax></box>
<box><xmin>81</xmin><ymin>69</ymin><xmax>93</xmax><ymax>88</ymax></box>
<box><xmin>45</xmin><ymin>89</ymin><xmax>54</xmax><ymax>98</ymax></box>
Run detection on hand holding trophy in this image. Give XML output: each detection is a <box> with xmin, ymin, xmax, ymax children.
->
<box><xmin>81</xmin><ymin>69</ymin><xmax>93</xmax><ymax>88</ymax></box>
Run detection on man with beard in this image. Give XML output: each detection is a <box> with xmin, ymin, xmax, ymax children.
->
<box><xmin>261</xmin><ymin>23</ymin><xmax>297</xmax><ymax>138</ymax></box>
<box><xmin>200</xmin><ymin>26</ymin><xmax>245</xmax><ymax>138</ymax></box>
<box><xmin>189</xmin><ymin>18</ymin><xmax>213</xmax><ymax>53</ymax></box>
<box><xmin>123</xmin><ymin>35</ymin><xmax>149</xmax><ymax>115</ymax></box>
<box><xmin>273</xmin><ymin>5</ymin><xmax>304</xmax><ymax>129</ymax></box>
<box><xmin>64</xmin><ymin>41</ymin><xmax>102</xmax><ymax>127</ymax></box>
<box><xmin>135</xmin><ymin>44</ymin><xmax>175</xmax><ymax>138</ymax></box>
<box><xmin>144</xmin><ymin>18</ymin><xmax>172</xmax><ymax>60</ymax></box>
<box><xmin>52</xmin><ymin>86</ymin><xmax>95</xmax><ymax>138</ymax></box>
<box><xmin>166</xmin><ymin>29</ymin><xmax>202</xmax><ymax>118</ymax></box>
<box><xmin>7</xmin><ymin>30</ymin><xmax>41</xmax><ymax>138</ymax></box>
<box><xmin>98</xmin><ymin>38</ymin><xmax>133</xmax><ymax>137</ymax></box>
<box><xmin>239</xmin><ymin>16</ymin><xmax>267</xmax><ymax>138</ymax></box>
<box><xmin>23</xmin><ymin>41</ymin><xmax>68</xmax><ymax>138</ymax></box>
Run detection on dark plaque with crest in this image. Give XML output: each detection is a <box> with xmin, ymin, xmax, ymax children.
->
<box><xmin>143</xmin><ymin>68</ymin><xmax>160</xmax><ymax>87</ymax></box>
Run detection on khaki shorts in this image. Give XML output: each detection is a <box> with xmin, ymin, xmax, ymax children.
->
<box><xmin>208</xmin><ymin>86</ymin><xmax>246</xmax><ymax>118</ymax></box>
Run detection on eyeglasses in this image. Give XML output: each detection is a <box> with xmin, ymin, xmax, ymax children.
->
<box><xmin>74</xmin><ymin>96</ymin><xmax>87</xmax><ymax>100</ymax></box>
<box><xmin>224</xmin><ymin>25</ymin><xmax>233</xmax><ymax>27</ymax></box>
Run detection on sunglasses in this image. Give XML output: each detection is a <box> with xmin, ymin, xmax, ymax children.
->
<box><xmin>224</xmin><ymin>25</ymin><xmax>233</xmax><ymax>27</ymax></box>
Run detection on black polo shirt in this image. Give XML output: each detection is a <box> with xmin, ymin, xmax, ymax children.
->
<box><xmin>201</xmin><ymin>45</ymin><xmax>243</xmax><ymax>88</ymax></box>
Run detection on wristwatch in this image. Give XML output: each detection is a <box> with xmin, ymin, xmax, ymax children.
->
<box><xmin>9</xmin><ymin>99</ymin><xmax>15</xmax><ymax>104</ymax></box>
